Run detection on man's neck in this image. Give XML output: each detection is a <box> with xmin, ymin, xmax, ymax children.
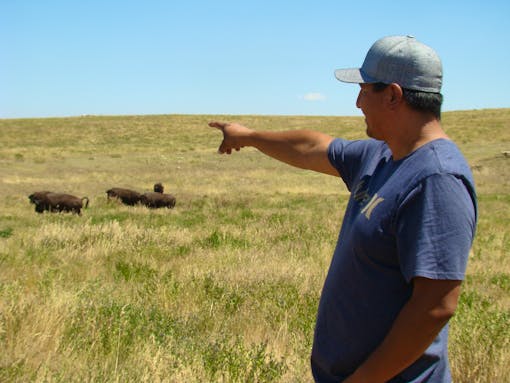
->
<box><xmin>387</xmin><ymin>113</ymin><xmax>448</xmax><ymax>161</ymax></box>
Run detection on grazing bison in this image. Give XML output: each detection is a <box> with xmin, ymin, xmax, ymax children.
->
<box><xmin>28</xmin><ymin>191</ymin><xmax>53</xmax><ymax>213</ymax></box>
<box><xmin>140</xmin><ymin>192</ymin><xmax>176</xmax><ymax>209</ymax></box>
<box><xmin>106</xmin><ymin>187</ymin><xmax>141</xmax><ymax>206</ymax></box>
<box><xmin>29</xmin><ymin>191</ymin><xmax>89</xmax><ymax>215</ymax></box>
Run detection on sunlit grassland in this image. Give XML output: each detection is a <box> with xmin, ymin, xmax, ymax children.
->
<box><xmin>0</xmin><ymin>110</ymin><xmax>509</xmax><ymax>382</ymax></box>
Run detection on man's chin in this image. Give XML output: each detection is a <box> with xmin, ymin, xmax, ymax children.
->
<box><xmin>365</xmin><ymin>124</ymin><xmax>381</xmax><ymax>140</ymax></box>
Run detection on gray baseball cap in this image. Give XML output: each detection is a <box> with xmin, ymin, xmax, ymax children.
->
<box><xmin>334</xmin><ymin>35</ymin><xmax>442</xmax><ymax>93</ymax></box>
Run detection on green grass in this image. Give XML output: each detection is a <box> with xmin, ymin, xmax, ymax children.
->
<box><xmin>0</xmin><ymin>110</ymin><xmax>509</xmax><ymax>382</ymax></box>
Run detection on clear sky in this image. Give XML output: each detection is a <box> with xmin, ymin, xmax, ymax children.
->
<box><xmin>1</xmin><ymin>0</ymin><xmax>509</xmax><ymax>119</ymax></box>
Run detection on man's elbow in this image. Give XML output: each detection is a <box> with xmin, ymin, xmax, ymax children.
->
<box><xmin>431</xmin><ymin>304</ymin><xmax>457</xmax><ymax>325</ymax></box>
<box><xmin>412</xmin><ymin>277</ymin><xmax>462</xmax><ymax>326</ymax></box>
<box><xmin>426</xmin><ymin>293</ymin><xmax>460</xmax><ymax>328</ymax></box>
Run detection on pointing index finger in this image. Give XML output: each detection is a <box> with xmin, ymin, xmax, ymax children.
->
<box><xmin>208</xmin><ymin>121</ymin><xmax>227</xmax><ymax>130</ymax></box>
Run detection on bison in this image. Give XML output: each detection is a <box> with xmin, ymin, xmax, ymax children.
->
<box><xmin>28</xmin><ymin>191</ymin><xmax>52</xmax><ymax>213</ymax></box>
<box><xmin>153</xmin><ymin>183</ymin><xmax>164</xmax><ymax>193</ymax></box>
<box><xmin>106</xmin><ymin>187</ymin><xmax>141</xmax><ymax>206</ymax></box>
<box><xmin>29</xmin><ymin>191</ymin><xmax>89</xmax><ymax>215</ymax></box>
<box><xmin>140</xmin><ymin>192</ymin><xmax>176</xmax><ymax>209</ymax></box>
<box><xmin>139</xmin><ymin>183</ymin><xmax>176</xmax><ymax>209</ymax></box>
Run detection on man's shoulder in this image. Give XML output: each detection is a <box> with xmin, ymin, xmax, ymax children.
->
<box><xmin>405</xmin><ymin>139</ymin><xmax>472</xmax><ymax>178</ymax></box>
<box><xmin>399</xmin><ymin>139</ymin><xmax>477</xmax><ymax>208</ymax></box>
<box><xmin>329</xmin><ymin>138</ymin><xmax>390</xmax><ymax>158</ymax></box>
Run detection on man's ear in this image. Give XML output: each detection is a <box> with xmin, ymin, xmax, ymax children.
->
<box><xmin>386</xmin><ymin>83</ymin><xmax>404</xmax><ymax>109</ymax></box>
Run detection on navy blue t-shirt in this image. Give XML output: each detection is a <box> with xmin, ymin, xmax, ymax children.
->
<box><xmin>311</xmin><ymin>138</ymin><xmax>477</xmax><ymax>382</ymax></box>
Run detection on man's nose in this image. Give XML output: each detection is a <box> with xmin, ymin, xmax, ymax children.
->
<box><xmin>356</xmin><ymin>91</ymin><xmax>362</xmax><ymax>109</ymax></box>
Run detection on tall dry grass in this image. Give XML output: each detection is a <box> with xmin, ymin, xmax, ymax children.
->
<box><xmin>0</xmin><ymin>110</ymin><xmax>509</xmax><ymax>382</ymax></box>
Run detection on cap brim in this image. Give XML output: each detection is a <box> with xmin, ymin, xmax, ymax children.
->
<box><xmin>334</xmin><ymin>68</ymin><xmax>363</xmax><ymax>83</ymax></box>
<box><xmin>334</xmin><ymin>68</ymin><xmax>378</xmax><ymax>84</ymax></box>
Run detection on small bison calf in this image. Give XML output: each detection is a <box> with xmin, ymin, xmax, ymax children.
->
<box><xmin>106</xmin><ymin>187</ymin><xmax>141</xmax><ymax>206</ymax></box>
<box><xmin>153</xmin><ymin>183</ymin><xmax>164</xmax><ymax>193</ymax></box>
<box><xmin>29</xmin><ymin>191</ymin><xmax>89</xmax><ymax>215</ymax></box>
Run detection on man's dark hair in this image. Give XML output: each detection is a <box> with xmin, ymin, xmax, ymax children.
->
<box><xmin>372</xmin><ymin>82</ymin><xmax>443</xmax><ymax>119</ymax></box>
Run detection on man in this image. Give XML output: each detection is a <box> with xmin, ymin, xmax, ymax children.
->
<box><xmin>209</xmin><ymin>35</ymin><xmax>477</xmax><ymax>382</ymax></box>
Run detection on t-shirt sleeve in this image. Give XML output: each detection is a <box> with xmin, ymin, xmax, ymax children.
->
<box><xmin>396</xmin><ymin>173</ymin><xmax>477</xmax><ymax>282</ymax></box>
<box><xmin>328</xmin><ymin>138</ymin><xmax>382</xmax><ymax>191</ymax></box>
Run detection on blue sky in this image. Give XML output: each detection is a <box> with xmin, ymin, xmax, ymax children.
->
<box><xmin>1</xmin><ymin>1</ymin><xmax>509</xmax><ymax>118</ymax></box>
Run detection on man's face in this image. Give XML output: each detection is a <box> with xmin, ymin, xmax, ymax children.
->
<box><xmin>356</xmin><ymin>83</ymin><xmax>386</xmax><ymax>139</ymax></box>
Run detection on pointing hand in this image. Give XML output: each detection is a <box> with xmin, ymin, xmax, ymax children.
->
<box><xmin>209</xmin><ymin>121</ymin><xmax>253</xmax><ymax>154</ymax></box>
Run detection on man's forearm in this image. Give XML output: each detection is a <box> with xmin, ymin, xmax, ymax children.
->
<box><xmin>210</xmin><ymin>121</ymin><xmax>338</xmax><ymax>176</ymax></box>
<box><xmin>248</xmin><ymin>130</ymin><xmax>337</xmax><ymax>175</ymax></box>
<box><xmin>345</xmin><ymin>278</ymin><xmax>461</xmax><ymax>383</ymax></box>
<box><xmin>346</xmin><ymin>301</ymin><xmax>450</xmax><ymax>382</ymax></box>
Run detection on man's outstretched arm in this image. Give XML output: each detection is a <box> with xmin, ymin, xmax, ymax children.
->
<box><xmin>209</xmin><ymin>121</ymin><xmax>339</xmax><ymax>177</ymax></box>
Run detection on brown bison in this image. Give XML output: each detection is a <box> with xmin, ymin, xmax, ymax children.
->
<box><xmin>153</xmin><ymin>183</ymin><xmax>164</xmax><ymax>193</ymax></box>
<box><xmin>140</xmin><ymin>192</ymin><xmax>176</xmax><ymax>209</ymax></box>
<box><xmin>28</xmin><ymin>191</ymin><xmax>52</xmax><ymax>213</ymax></box>
<box><xmin>106</xmin><ymin>187</ymin><xmax>141</xmax><ymax>206</ymax></box>
<box><xmin>139</xmin><ymin>183</ymin><xmax>176</xmax><ymax>209</ymax></box>
<box><xmin>29</xmin><ymin>191</ymin><xmax>89</xmax><ymax>215</ymax></box>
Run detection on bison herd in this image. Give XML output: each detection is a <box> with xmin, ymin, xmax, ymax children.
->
<box><xmin>28</xmin><ymin>183</ymin><xmax>176</xmax><ymax>215</ymax></box>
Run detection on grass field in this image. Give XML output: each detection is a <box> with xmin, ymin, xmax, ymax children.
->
<box><xmin>0</xmin><ymin>109</ymin><xmax>509</xmax><ymax>382</ymax></box>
